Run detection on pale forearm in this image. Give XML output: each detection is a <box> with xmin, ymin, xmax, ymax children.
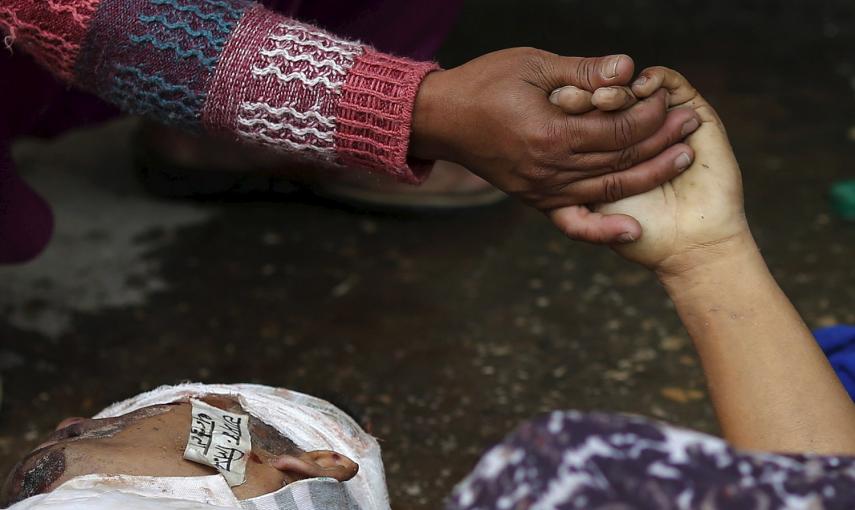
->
<box><xmin>660</xmin><ymin>232</ymin><xmax>855</xmax><ymax>454</ymax></box>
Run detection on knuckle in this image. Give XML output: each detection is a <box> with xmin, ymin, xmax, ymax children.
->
<box><xmin>601</xmin><ymin>174</ymin><xmax>626</xmax><ymax>202</ymax></box>
<box><xmin>574</xmin><ymin>59</ymin><xmax>596</xmax><ymax>90</ymax></box>
<box><xmin>519</xmin><ymin>48</ymin><xmax>553</xmax><ymax>83</ymax></box>
<box><xmin>576</xmin><ymin>223</ymin><xmax>597</xmax><ymax>243</ymax></box>
<box><xmin>662</xmin><ymin>66</ymin><xmax>690</xmax><ymax>85</ymax></box>
<box><xmin>615</xmin><ymin>144</ymin><xmax>640</xmax><ymax>170</ymax></box>
<box><xmin>515</xmin><ymin>46</ymin><xmax>543</xmax><ymax>58</ymax></box>
<box><xmin>567</xmin><ymin>152</ymin><xmax>608</xmax><ymax>175</ymax></box>
<box><xmin>554</xmin><ymin>118</ymin><xmax>581</xmax><ymax>152</ymax></box>
<box><xmin>662</xmin><ymin>121</ymin><xmax>681</xmax><ymax>146</ymax></box>
<box><xmin>566</xmin><ymin>229</ymin><xmax>585</xmax><ymax>242</ymax></box>
<box><xmin>529</xmin><ymin>120</ymin><xmax>571</xmax><ymax>159</ymax></box>
<box><xmin>613</xmin><ymin>115</ymin><xmax>637</xmax><ymax>147</ymax></box>
<box><xmin>526</xmin><ymin>126</ymin><xmax>554</xmax><ymax>156</ymax></box>
<box><xmin>523</xmin><ymin>165</ymin><xmax>559</xmax><ymax>185</ymax></box>
<box><xmin>539</xmin><ymin>121</ymin><xmax>561</xmax><ymax>145</ymax></box>
<box><xmin>650</xmin><ymin>96</ymin><xmax>669</xmax><ymax>122</ymax></box>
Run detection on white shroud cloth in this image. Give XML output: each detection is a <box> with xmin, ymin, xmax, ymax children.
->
<box><xmin>9</xmin><ymin>383</ymin><xmax>389</xmax><ymax>510</ymax></box>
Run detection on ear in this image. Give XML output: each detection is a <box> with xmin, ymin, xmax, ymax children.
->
<box><xmin>55</xmin><ymin>417</ymin><xmax>86</xmax><ymax>431</ymax></box>
<box><xmin>271</xmin><ymin>451</ymin><xmax>358</xmax><ymax>482</ymax></box>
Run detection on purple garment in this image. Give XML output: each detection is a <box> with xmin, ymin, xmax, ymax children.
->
<box><xmin>448</xmin><ymin>411</ymin><xmax>855</xmax><ymax>510</ymax></box>
<box><xmin>0</xmin><ymin>54</ymin><xmax>115</xmax><ymax>264</ymax></box>
<box><xmin>0</xmin><ymin>0</ymin><xmax>464</xmax><ymax>264</ymax></box>
<box><xmin>0</xmin><ymin>136</ymin><xmax>53</xmax><ymax>264</ymax></box>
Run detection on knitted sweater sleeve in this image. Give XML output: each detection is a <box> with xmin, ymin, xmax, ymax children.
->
<box><xmin>0</xmin><ymin>0</ymin><xmax>439</xmax><ymax>183</ymax></box>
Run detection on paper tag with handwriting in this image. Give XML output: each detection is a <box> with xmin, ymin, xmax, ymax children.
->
<box><xmin>183</xmin><ymin>399</ymin><xmax>252</xmax><ymax>487</ymax></box>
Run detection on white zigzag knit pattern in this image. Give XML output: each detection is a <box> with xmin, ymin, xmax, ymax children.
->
<box><xmin>236</xmin><ymin>20</ymin><xmax>364</xmax><ymax>160</ymax></box>
<box><xmin>239</xmin><ymin>102</ymin><xmax>336</xmax><ymax>129</ymax></box>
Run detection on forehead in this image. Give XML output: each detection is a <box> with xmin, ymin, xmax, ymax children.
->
<box><xmin>0</xmin><ymin>403</ymin><xmax>179</xmax><ymax>507</ymax></box>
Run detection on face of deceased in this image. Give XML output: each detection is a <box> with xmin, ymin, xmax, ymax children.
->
<box><xmin>1</xmin><ymin>395</ymin><xmax>358</xmax><ymax>507</ymax></box>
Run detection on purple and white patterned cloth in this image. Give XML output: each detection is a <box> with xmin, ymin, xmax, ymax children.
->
<box><xmin>447</xmin><ymin>411</ymin><xmax>855</xmax><ymax>510</ymax></box>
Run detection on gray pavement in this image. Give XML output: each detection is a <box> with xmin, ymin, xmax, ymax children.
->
<box><xmin>2</xmin><ymin>1</ymin><xmax>854</xmax><ymax>508</ymax></box>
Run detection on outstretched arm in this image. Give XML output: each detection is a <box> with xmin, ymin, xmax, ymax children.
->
<box><xmin>598</xmin><ymin>67</ymin><xmax>855</xmax><ymax>454</ymax></box>
<box><xmin>662</xmin><ymin>232</ymin><xmax>855</xmax><ymax>454</ymax></box>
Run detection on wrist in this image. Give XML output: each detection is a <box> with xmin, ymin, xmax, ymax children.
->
<box><xmin>410</xmin><ymin>70</ymin><xmax>455</xmax><ymax>161</ymax></box>
<box><xmin>656</xmin><ymin>229</ymin><xmax>763</xmax><ymax>295</ymax></box>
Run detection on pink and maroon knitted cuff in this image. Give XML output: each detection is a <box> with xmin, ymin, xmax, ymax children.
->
<box><xmin>335</xmin><ymin>51</ymin><xmax>439</xmax><ymax>184</ymax></box>
<box><xmin>202</xmin><ymin>5</ymin><xmax>438</xmax><ymax>183</ymax></box>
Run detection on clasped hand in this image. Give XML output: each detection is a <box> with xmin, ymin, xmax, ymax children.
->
<box><xmin>410</xmin><ymin>48</ymin><xmax>702</xmax><ymax>243</ymax></box>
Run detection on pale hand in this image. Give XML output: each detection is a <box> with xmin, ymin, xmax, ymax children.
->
<box><xmin>595</xmin><ymin>67</ymin><xmax>750</xmax><ymax>274</ymax></box>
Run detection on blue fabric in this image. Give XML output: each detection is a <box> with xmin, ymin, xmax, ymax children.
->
<box><xmin>815</xmin><ymin>325</ymin><xmax>855</xmax><ymax>400</ymax></box>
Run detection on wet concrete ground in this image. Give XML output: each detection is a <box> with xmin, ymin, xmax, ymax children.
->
<box><xmin>2</xmin><ymin>1</ymin><xmax>854</xmax><ymax>508</ymax></box>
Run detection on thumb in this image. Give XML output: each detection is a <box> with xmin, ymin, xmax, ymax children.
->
<box><xmin>549</xmin><ymin>205</ymin><xmax>643</xmax><ymax>245</ymax></box>
<box><xmin>545</xmin><ymin>54</ymin><xmax>635</xmax><ymax>92</ymax></box>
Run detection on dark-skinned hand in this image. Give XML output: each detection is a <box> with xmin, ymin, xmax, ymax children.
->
<box><xmin>410</xmin><ymin>48</ymin><xmax>700</xmax><ymax>243</ymax></box>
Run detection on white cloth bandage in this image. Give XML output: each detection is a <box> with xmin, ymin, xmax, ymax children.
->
<box><xmin>8</xmin><ymin>474</ymin><xmax>241</xmax><ymax>510</ymax></box>
<box><xmin>9</xmin><ymin>383</ymin><xmax>389</xmax><ymax>510</ymax></box>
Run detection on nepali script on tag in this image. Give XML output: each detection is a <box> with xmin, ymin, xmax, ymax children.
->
<box><xmin>183</xmin><ymin>399</ymin><xmax>252</xmax><ymax>487</ymax></box>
